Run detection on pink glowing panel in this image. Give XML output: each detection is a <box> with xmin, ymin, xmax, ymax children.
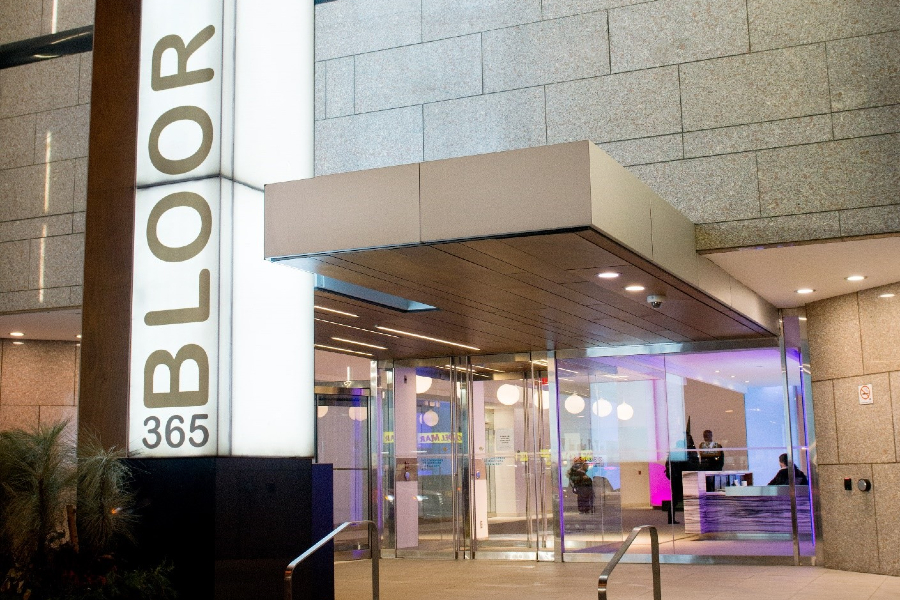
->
<box><xmin>649</xmin><ymin>462</ymin><xmax>671</xmax><ymax>505</ymax></box>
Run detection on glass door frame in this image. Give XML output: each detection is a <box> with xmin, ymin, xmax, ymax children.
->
<box><xmin>466</xmin><ymin>352</ymin><xmax>556</xmax><ymax>561</ymax></box>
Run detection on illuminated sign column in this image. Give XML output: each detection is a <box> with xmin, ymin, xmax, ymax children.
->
<box><xmin>130</xmin><ymin>0</ymin><xmax>315</xmax><ymax>458</ymax></box>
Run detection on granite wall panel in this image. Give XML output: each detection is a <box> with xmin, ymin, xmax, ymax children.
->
<box><xmin>828</xmin><ymin>31</ymin><xmax>900</xmax><ymax>113</ymax></box>
<box><xmin>324</xmin><ymin>57</ymin><xmax>354</xmax><ymax>119</ymax></box>
<box><xmin>874</xmin><ymin>462</ymin><xmax>900</xmax><ymax>575</ymax></box>
<box><xmin>598</xmin><ymin>134</ymin><xmax>684</xmax><ymax>167</ymax></box>
<box><xmin>0</xmin><ymin>114</ymin><xmax>37</xmax><ymax>169</ymax></box>
<box><xmin>314</xmin><ymin>107</ymin><xmax>423</xmax><ymax>176</ymax></box>
<box><xmin>833</xmin><ymin>105</ymin><xmax>900</xmax><ymax>140</ymax></box>
<box><xmin>0</xmin><ymin>405</ymin><xmax>39</xmax><ymax>431</ymax></box>
<box><xmin>40</xmin><ymin>0</ymin><xmax>94</xmax><ymax>34</ymax></box>
<box><xmin>679</xmin><ymin>44</ymin><xmax>830</xmax><ymax>131</ymax></box>
<box><xmin>315</xmin><ymin>0</ymin><xmax>421</xmax><ymax>61</ymax></box>
<box><xmin>858</xmin><ymin>285</ymin><xmax>900</xmax><ymax>374</ymax></box>
<box><xmin>0</xmin><ymin>56</ymin><xmax>81</xmax><ymax>119</ymax></box>
<box><xmin>546</xmin><ymin>67</ymin><xmax>682</xmax><ymax>144</ymax></box>
<box><xmin>695</xmin><ymin>211</ymin><xmax>841</xmax><ymax>250</ymax></box>
<box><xmin>0</xmin><ymin>339</ymin><xmax>77</xmax><ymax>408</ymax></box>
<box><xmin>817</xmin><ymin>463</ymin><xmax>879</xmax><ymax>573</ymax></box>
<box><xmin>839</xmin><ymin>205</ymin><xmax>900</xmax><ymax>238</ymax></box>
<box><xmin>832</xmin><ymin>373</ymin><xmax>896</xmax><ymax>464</ymax></box>
<box><xmin>0</xmin><ymin>214</ymin><xmax>72</xmax><ymax>244</ymax></box>
<box><xmin>683</xmin><ymin>115</ymin><xmax>833</xmax><ymax>159</ymax></box>
<box><xmin>33</xmin><ymin>104</ymin><xmax>90</xmax><ymax>164</ymax></box>
<box><xmin>807</xmin><ymin>293</ymin><xmax>864</xmax><ymax>382</ymax></box>
<box><xmin>78</xmin><ymin>52</ymin><xmax>92</xmax><ymax>104</ymax></box>
<box><xmin>355</xmin><ymin>35</ymin><xmax>482</xmax><ymax>113</ymax></box>
<box><xmin>423</xmin><ymin>87</ymin><xmax>546</xmax><ymax>161</ymax></box>
<box><xmin>748</xmin><ymin>0</ymin><xmax>900</xmax><ymax>52</ymax></box>
<box><xmin>0</xmin><ymin>240</ymin><xmax>30</xmax><ymax>293</ymax></box>
<box><xmin>628</xmin><ymin>153</ymin><xmax>759</xmax><ymax>223</ymax></box>
<box><xmin>609</xmin><ymin>0</ymin><xmax>748</xmax><ymax>73</ymax></box>
<box><xmin>542</xmin><ymin>0</ymin><xmax>643</xmax><ymax>19</ymax></box>
<box><xmin>28</xmin><ymin>232</ymin><xmax>84</xmax><ymax>289</ymax></box>
<box><xmin>423</xmin><ymin>0</ymin><xmax>541</xmax><ymax>41</ymax></box>
<box><xmin>0</xmin><ymin>160</ymin><xmax>76</xmax><ymax>222</ymax></box>
<box><xmin>483</xmin><ymin>12</ymin><xmax>609</xmax><ymax>92</ymax></box>
<box><xmin>0</xmin><ymin>0</ymin><xmax>43</xmax><ymax>45</ymax></box>
<box><xmin>757</xmin><ymin>135</ymin><xmax>900</xmax><ymax>217</ymax></box>
<box><xmin>811</xmin><ymin>380</ymin><xmax>839</xmax><ymax>464</ymax></box>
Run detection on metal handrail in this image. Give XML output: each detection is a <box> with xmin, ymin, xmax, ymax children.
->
<box><xmin>284</xmin><ymin>519</ymin><xmax>379</xmax><ymax>600</ymax></box>
<box><xmin>598</xmin><ymin>525</ymin><xmax>661</xmax><ymax>600</ymax></box>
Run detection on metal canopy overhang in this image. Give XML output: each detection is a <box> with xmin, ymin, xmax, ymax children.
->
<box><xmin>264</xmin><ymin>142</ymin><xmax>779</xmax><ymax>360</ymax></box>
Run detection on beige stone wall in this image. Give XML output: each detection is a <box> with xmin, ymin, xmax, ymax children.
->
<box><xmin>807</xmin><ymin>282</ymin><xmax>900</xmax><ymax>576</ymax></box>
<box><xmin>0</xmin><ymin>338</ymin><xmax>80</xmax><ymax>436</ymax></box>
<box><xmin>313</xmin><ymin>0</ymin><xmax>900</xmax><ymax>251</ymax></box>
<box><xmin>0</xmin><ymin>0</ymin><xmax>94</xmax><ymax>316</ymax></box>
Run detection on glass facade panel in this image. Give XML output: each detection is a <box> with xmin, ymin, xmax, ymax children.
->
<box><xmin>346</xmin><ymin>339</ymin><xmax>818</xmax><ymax>564</ymax></box>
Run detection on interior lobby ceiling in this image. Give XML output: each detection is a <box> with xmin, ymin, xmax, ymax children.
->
<box><xmin>0</xmin><ymin>309</ymin><xmax>82</xmax><ymax>343</ymax></box>
<box><xmin>301</xmin><ymin>229</ymin><xmax>774</xmax><ymax>361</ymax></box>
<box><xmin>706</xmin><ymin>235</ymin><xmax>900</xmax><ymax>308</ymax></box>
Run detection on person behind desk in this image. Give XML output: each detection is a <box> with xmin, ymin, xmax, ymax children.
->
<box><xmin>768</xmin><ymin>453</ymin><xmax>808</xmax><ymax>485</ymax></box>
<box><xmin>698</xmin><ymin>429</ymin><xmax>724</xmax><ymax>471</ymax></box>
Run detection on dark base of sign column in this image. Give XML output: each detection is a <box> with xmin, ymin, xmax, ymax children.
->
<box><xmin>125</xmin><ymin>457</ymin><xmax>334</xmax><ymax>600</ymax></box>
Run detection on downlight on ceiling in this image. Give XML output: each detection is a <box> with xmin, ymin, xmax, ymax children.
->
<box><xmin>879</xmin><ymin>293</ymin><xmax>895</xmax><ymax>298</ymax></box>
<box><xmin>375</xmin><ymin>326</ymin><xmax>480</xmax><ymax>351</ymax></box>
<box><xmin>796</xmin><ymin>288</ymin><xmax>815</xmax><ymax>295</ymax></box>
<box><xmin>597</xmin><ymin>271</ymin><xmax>620</xmax><ymax>279</ymax></box>
<box><xmin>624</xmin><ymin>285</ymin><xmax>645</xmax><ymax>292</ymax></box>
<box><xmin>10</xmin><ymin>332</ymin><xmax>24</xmax><ymax>337</ymax></box>
<box><xmin>845</xmin><ymin>275</ymin><xmax>866</xmax><ymax>282</ymax></box>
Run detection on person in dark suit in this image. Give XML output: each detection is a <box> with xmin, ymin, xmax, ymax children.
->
<box><xmin>768</xmin><ymin>453</ymin><xmax>808</xmax><ymax>485</ymax></box>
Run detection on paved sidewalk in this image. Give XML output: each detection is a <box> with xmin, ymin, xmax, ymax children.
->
<box><xmin>335</xmin><ymin>559</ymin><xmax>900</xmax><ymax>600</ymax></box>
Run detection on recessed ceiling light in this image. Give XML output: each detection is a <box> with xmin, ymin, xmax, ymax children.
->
<box><xmin>798</xmin><ymin>317</ymin><xmax>807</xmax><ymax>321</ymax></box>
<box><xmin>796</xmin><ymin>288</ymin><xmax>815</xmax><ymax>294</ymax></box>
<box><xmin>879</xmin><ymin>293</ymin><xmax>895</xmax><ymax>299</ymax></box>
<box><xmin>315</xmin><ymin>318</ymin><xmax>399</xmax><ymax>338</ymax></box>
<box><xmin>846</xmin><ymin>275</ymin><xmax>866</xmax><ymax>282</ymax></box>
<box><xmin>597</xmin><ymin>271</ymin><xmax>620</xmax><ymax>279</ymax></box>
<box><xmin>375</xmin><ymin>326</ymin><xmax>480</xmax><ymax>351</ymax></box>
<box><xmin>76</xmin><ymin>334</ymin><xmax>82</xmax><ymax>339</ymax></box>
<box><xmin>714</xmin><ymin>370</ymin><xmax>720</xmax><ymax>373</ymax></box>
<box><xmin>725</xmin><ymin>409</ymin><xmax>734</xmax><ymax>413</ymax></box>
<box><xmin>10</xmin><ymin>332</ymin><xmax>24</xmax><ymax>337</ymax></box>
<box><xmin>314</xmin><ymin>305</ymin><xmax>359</xmax><ymax>318</ymax></box>
<box><xmin>12</xmin><ymin>341</ymin><xmax>24</xmax><ymax>345</ymax></box>
<box><xmin>314</xmin><ymin>343</ymin><xmax>373</xmax><ymax>357</ymax></box>
<box><xmin>624</xmin><ymin>285</ymin><xmax>645</xmax><ymax>292</ymax></box>
<box><xmin>331</xmin><ymin>337</ymin><xmax>387</xmax><ymax>350</ymax></box>
<box><xmin>730</xmin><ymin>375</ymin><xmax>735</xmax><ymax>378</ymax></box>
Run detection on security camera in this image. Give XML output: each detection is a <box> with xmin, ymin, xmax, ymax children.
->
<box><xmin>647</xmin><ymin>294</ymin><xmax>666</xmax><ymax>309</ymax></box>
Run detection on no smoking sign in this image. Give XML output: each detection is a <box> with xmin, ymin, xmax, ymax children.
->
<box><xmin>858</xmin><ymin>384</ymin><xmax>874</xmax><ymax>405</ymax></box>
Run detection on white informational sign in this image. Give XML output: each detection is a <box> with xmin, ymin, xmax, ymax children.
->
<box><xmin>495</xmin><ymin>428</ymin><xmax>515</xmax><ymax>453</ymax></box>
<box><xmin>131</xmin><ymin>0</ymin><xmax>315</xmax><ymax>458</ymax></box>
<box><xmin>858</xmin><ymin>384</ymin><xmax>874</xmax><ymax>405</ymax></box>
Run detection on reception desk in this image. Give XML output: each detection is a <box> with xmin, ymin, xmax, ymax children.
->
<box><xmin>683</xmin><ymin>471</ymin><xmax>812</xmax><ymax>535</ymax></box>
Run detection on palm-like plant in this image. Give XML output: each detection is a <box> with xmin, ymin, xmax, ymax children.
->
<box><xmin>0</xmin><ymin>423</ymin><xmax>76</xmax><ymax>570</ymax></box>
<box><xmin>75</xmin><ymin>436</ymin><xmax>135</xmax><ymax>559</ymax></box>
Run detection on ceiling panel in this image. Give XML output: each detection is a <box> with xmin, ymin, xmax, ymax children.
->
<box><xmin>291</xmin><ymin>228</ymin><xmax>774</xmax><ymax>361</ymax></box>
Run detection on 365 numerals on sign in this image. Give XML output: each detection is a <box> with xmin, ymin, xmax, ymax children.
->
<box><xmin>143</xmin><ymin>413</ymin><xmax>210</xmax><ymax>449</ymax></box>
